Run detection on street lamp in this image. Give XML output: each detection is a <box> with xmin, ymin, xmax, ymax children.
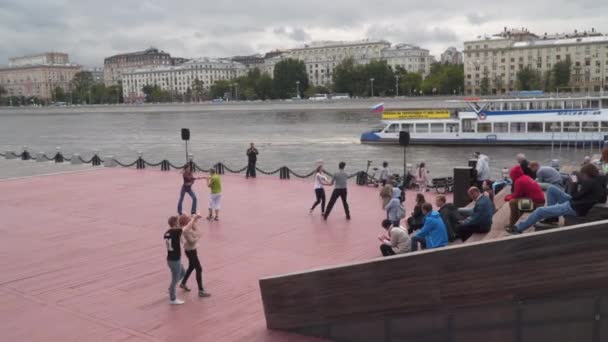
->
<box><xmin>234</xmin><ymin>83</ymin><xmax>239</xmax><ymax>101</ymax></box>
<box><xmin>395</xmin><ymin>75</ymin><xmax>400</xmax><ymax>97</ymax></box>
<box><xmin>370</xmin><ymin>78</ymin><xmax>375</xmax><ymax>97</ymax></box>
<box><xmin>296</xmin><ymin>80</ymin><xmax>300</xmax><ymax>99</ymax></box>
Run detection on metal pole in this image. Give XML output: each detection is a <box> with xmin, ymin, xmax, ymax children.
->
<box><xmin>185</xmin><ymin>140</ymin><xmax>189</xmax><ymax>163</ymax></box>
<box><xmin>403</xmin><ymin>145</ymin><xmax>407</xmax><ymax>183</ymax></box>
<box><xmin>395</xmin><ymin>75</ymin><xmax>399</xmax><ymax>97</ymax></box>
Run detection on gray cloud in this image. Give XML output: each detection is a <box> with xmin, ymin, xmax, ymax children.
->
<box><xmin>0</xmin><ymin>0</ymin><xmax>606</xmax><ymax>66</ymax></box>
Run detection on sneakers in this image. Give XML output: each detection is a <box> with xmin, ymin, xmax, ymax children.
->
<box><xmin>206</xmin><ymin>216</ymin><xmax>213</xmax><ymax>221</ymax></box>
<box><xmin>199</xmin><ymin>290</ymin><xmax>211</xmax><ymax>298</ymax></box>
<box><xmin>169</xmin><ymin>299</ymin><xmax>185</xmax><ymax>305</ymax></box>
<box><xmin>179</xmin><ymin>283</ymin><xmax>191</xmax><ymax>292</ymax></box>
<box><xmin>504</xmin><ymin>225</ymin><xmax>521</xmax><ymax>234</ymax></box>
<box><xmin>214</xmin><ymin>216</ymin><xmax>219</xmax><ymax>221</ymax></box>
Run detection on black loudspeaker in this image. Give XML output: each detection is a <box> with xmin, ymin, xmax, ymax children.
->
<box><xmin>399</xmin><ymin>131</ymin><xmax>410</xmax><ymax>146</ymax></box>
<box><xmin>181</xmin><ymin>128</ymin><xmax>190</xmax><ymax>141</ymax></box>
<box><xmin>454</xmin><ymin>167</ymin><xmax>474</xmax><ymax>208</ymax></box>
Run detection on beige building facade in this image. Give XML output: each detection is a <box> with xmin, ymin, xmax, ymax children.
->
<box><xmin>464</xmin><ymin>28</ymin><xmax>608</xmax><ymax>95</ymax></box>
<box><xmin>0</xmin><ymin>53</ymin><xmax>81</xmax><ymax>100</ymax></box>
<box><xmin>103</xmin><ymin>47</ymin><xmax>173</xmax><ymax>86</ymax></box>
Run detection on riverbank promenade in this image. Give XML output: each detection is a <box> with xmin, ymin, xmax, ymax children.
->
<box><xmin>0</xmin><ymin>167</ymin><xmax>448</xmax><ymax>341</ymax></box>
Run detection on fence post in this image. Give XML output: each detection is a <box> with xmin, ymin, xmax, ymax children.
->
<box><xmin>161</xmin><ymin>160</ymin><xmax>170</xmax><ymax>171</ymax></box>
<box><xmin>280</xmin><ymin>167</ymin><xmax>290</xmax><ymax>180</ymax></box>
<box><xmin>54</xmin><ymin>147</ymin><xmax>64</xmax><ymax>163</ymax></box>
<box><xmin>215</xmin><ymin>162</ymin><xmax>225</xmax><ymax>174</ymax></box>
<box><xmin>136</xmin><ymin>152</ymin><xmax>145</xmax><ymax>169</ymax></box>
<box><xmin>21</xmin><ymin>146</ymin><xmax>31</xmax><ymax>160</ymax></box>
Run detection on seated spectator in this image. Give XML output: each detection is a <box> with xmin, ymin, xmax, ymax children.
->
<box><xmin>435</xmin><ymin>195</ymin><xmax>461</xmax><ymax>242</ymax></box>
<box><xmin>378</xmin><ymin>219</ymin><xmax>410</xmax><ymax>256</ymax></box>
<box><xmin>455</xmin><ymin>187</ymin><xmax>493</xmax><ymax>241</ymax></box>
<box><xmin>516</xmin><ymin>153</ymin><xmax>535</xmax><ymax>179</ymax></box>
<box><xmin>504</xmin><ymin>166</ymin><xmax>545</xmax><ymax>230</ymax></box>
<box><xmin>529</xmin><ymin>161</ymin><xmax>563</xmax><ymax>189</ymax></box>
<box><xmin>482</xmin><ymin>180</ymin><xmax>495</xmax><ymax>203</ymax></box>
<box><xmin>410</xmin><ymin>203</ymin><xmax>448</xmax><ymax>251</ymax></box>
<box><xmin>384</xmin><ymin>188</ymin><xmax>404</xmax><ymax>227</ymax></box>
<box><xmin>509</xmin><ymin>164</ymin><xmax>608</xmax><ymax>233</ymax></box>
<box><xmin>406</xmin><ymin>193</ymin><xmax>426</xmax><ymax>234</ymax></box>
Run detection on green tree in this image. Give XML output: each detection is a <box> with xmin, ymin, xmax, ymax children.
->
<box><xmin>364</xmin><ymin>60</ymin><xmax>395</xmax><ymax>96</ymax></box>
<box><xmin>333</xmin><ymin>58</ymin><xmax>357</xmax><ymax>96</ymax></box>
<box><xmin>273</xmin><ymin>58</ymin><xmax>309</xmax><ymax>99</ymax></box>
<box><xmin>552</xmin><ymin>58</ymin><xmax>571</xmax><ymax>89</ymax></box>
<box><xmin>71</xmin><ymin>71</ymin><xmax>94</xmax><ymax>104</ymax></box>
<box><xmin>255</xmin><ymin>73</ymin><xmax>274</xmax><ymax>100</ymax></box>
<box><xmin>0</xmin><ymin>85</ymin><xmax>6</xmax><ymax>100</ymax></box>
<box><xmin>53</xmin><ymin>86</ymin><xmax>67</xmax><ymax>102</ymax></box>
<box><xmin>142</xmin><ymin>84</ymin><xmax>171</xmax><ymax>102</ymax></box>
<box><xmin>421</xmin><ymin>63</ymin><xmax>464</xmax><ymax>95</ymax></box>
<box><xmin>209</xmin><ymin>80</ymin><xmax>232</xmax><ymax>99</ymax></box>
<box><xmin>516</xmin><ymin>66</ymin><xmax>542</xmax><ymax>91</ymax></box>
<box><xmin>106</xmin><ymin>84</ymin><xmax>123</xmax><ymax>104</ymax></box>
<box><xmin>192</xmin><ymin>78</ymin><xmax>205</xmax><ymax>102</ymax></box>
<box><xmin>480</xmin><ymin>76</ymin><xmax>490</xmax><ymax>95</ymax></box>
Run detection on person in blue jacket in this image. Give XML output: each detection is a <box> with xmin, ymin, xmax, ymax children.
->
<box><xmin>455</xmin><ymin>187</ymin><xmax>494</xmax><ymax>241</ymax></box>
<box><xmin>411</xmin><ymin>202</ymin><xmax>448</xmax><ymax>251</ymax></box>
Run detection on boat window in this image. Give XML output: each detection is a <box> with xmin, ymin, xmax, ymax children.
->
<box><xmin>415</xmin><ymin>123</ymin><xmax>429</xmax><ymax>133</ymax></box>
<box><xmin>582</xmin><ymin>122</ymin><xmax>599</xmax><ymax>132</ymax></box>
<box><xmin>528</xmin><ymin>122</ymin><xmax>543</xmax><ymax>133</ymax></box>
<box><xmin>510</xmin><ymin>122</ymin><xmax>526</xmax><ymax>133</ymax></box>
<box><xmin>430</xmin><ymin>123</ymin><xmax>444</xmax><ymax>133</ymax></box>
<box><xmin>401</xmin><ymin>123</ymin><xmax>413</xmax><ymax>132</ymax></box>
<box><xmin>462</xmin><ymin>119</ymin><xmax>475</xmax><ymax>133</ymax></box>
<box><xmin>494</xmin><ymin>123</ymin><xmax>509</xmax><ymax>133</ymax></box>
<box><xmin>446</xmin><ymin>123</ymin><xmax>459</xmax><ymax>133</ymax></box>
<box><xmin>565</xmin><ymin>101</ymin><xmax>574</xmax><ymax>109</ymax></box>
<box><xmin>385</xmin><ymin>123</ymin><xmax>399</xmax><ymax>133</ymax></box>
<box><xmin>565</xmin><ymin>122</ymin><xmax>580</xmax><ymax>132</ymax></box>
<box><xmin>601</xmin><ymin>122</ymin><xmax>608</xmax><ymax>132</ymax></box>
<box><xmin>477</xmin><ymin>123</ymin><xmax>492</xmax><ymax>133</ymax></box>
<box><xmin>545</xmin><ymin>122</ymin><xmax>562</xmax><ymax>132</ymax></box>
<box><xmin>529</xmin><ymin>102</ymin><xmax>538</xmax><ymax>110</ymax></box>
<box><xmin>546</xmin><ymin>101</ymin><xmax>555</xmax><ymax>110</ymax></box>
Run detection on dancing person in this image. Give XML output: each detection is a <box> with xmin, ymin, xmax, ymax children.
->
<box><xmin>379</xmin><ymin>161</ymin><xmax>390</xmax><ymax>186</ymax></box>
<box><xmin>165</xmin><ymin>213</ymin><xmax>202</xmax><ymax>305</ymax></box>
<box><xmin>207</xmin><ymin>169</ymin><xmax>222</xmax><ymax>221</ymax></box>
<box><xmin>246</xmin><ymin>142</ymin><xmax>259</xmax><ymax>178</ymax></box>
<box><xmin>455</xmin><ymin>187</ymin><xmax>494</xmax><ymax>242</ymax></box>
<box><xmin>504</xmin><ymin>166</ymin><xmax>545</xmax><ymax>230</ymax></box>
<box><xmin>415</xmin><ymin>162</ymin><xmax>429</xmax><ymax>192</ymax></box>
<box><xmin>380</xmin><ymin>182</ymin><xmax>393</xmax><ymax>209</ymax></box>
<box><xmin>310</xmin><ymin>165</ymin><xmax>329</xmax><ymax>214</ymax></box>
<box><xmin>384</xmin><ymin>187</ymin><xmax>404</xmax><ymax>227</ymax></box>
<box><xmin>177</xmin><ymin>164</ymin><xmax>204</xmax><ymax>215</ymax></box>
<box><xmin>378</xmin><ymin>219</ymin><xmax>410</xmax><ymax>256</ymax></box>
<box><xmin>410</xmin><ymin>203</ymin><xmax>448</xmax><ymax>251</ymax></box>
<box><xmin>406</xmin><ymin>193</ymin><xmax>426</xmax><ymax>234</ymax></box>
<box><xmin>323</xmin><ymin>162</ymin><xmax>351</xmax><ymax>221</ymax></box>
<box><xmin>179</xmin><ymin>215</ymin><xmax>211</xmax><ymax>298</ymax></box>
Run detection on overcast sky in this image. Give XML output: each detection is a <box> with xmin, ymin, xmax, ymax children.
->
<box><xmin>1</xmin><ymin>0</ymin><xmax>607</xmax><ymax>67</ymax></box>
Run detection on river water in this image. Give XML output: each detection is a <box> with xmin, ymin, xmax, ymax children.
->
<box><xmin>0</xmin><ymin>105</ymin><xmax>595</xmax><ymax>178</ymax></box>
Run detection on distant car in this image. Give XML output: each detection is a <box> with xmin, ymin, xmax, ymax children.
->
<box><xmin>309</xmin><ymin>94</ymin><xmax>329</xmax><ymax>101</ymax></box>
<box><xmin>212</xmin><ymin>98</ymin><xmax>224</xmax><ymax>103</ymax></box>
<box><xmin>331</xmin><ymin>93</ymin><xmax>351</xmax><ymax>100</ymax></box>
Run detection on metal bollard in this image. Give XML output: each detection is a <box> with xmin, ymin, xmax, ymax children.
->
<box><xmin>54</xmin><ymin>147</ymin><xmax>63</xmax><ymax>163</ymax></box>
<box><xmin>161</xmin><ymin>160</ymin><xmax>170</xmax><ymax>171</ymax></box>
<box><xmin>104</xmin><ymin>156</ymin><xmax>116</xmax><ymax>167</ymax></box>
<box><xmin>22</xmin><ymin>146</ymin><xmax>31</xmax><ymax>160</ymax></box>
<box><xmin>71</xmin><ymin>154</ymin><xmax>82</xmax><ymax>165</ymax></box>
<box><xmin>92</xmin><ymin>154</ymin><xmax>101</xmax><ymax>166</ymax></box>
<box><xmin>280</xmin><ymin>166</ymin><xmax>290</xmax><ymax>180</ymax></box>
<box><xmin>36</xmin><ymin>152</ymin><xmax>46</xmax><ymax>162</ymax></box>
<box><xmin>215</xmin><ymin>162</ymin><xmax>225</xmax><ymax>175</ymax></box>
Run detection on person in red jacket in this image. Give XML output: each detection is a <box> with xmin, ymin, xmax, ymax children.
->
<box><xmin>504</xmin><ymin>165</ymin><xmax>545</xmax><ymax>228</ymax></box>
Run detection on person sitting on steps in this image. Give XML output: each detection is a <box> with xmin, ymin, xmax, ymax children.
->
<box><xmin>504</xmin><ymin>165</ymin><xmax>545</xmax><ymax>231</ymax></box>
<box><xmin>378</xmin><ymin>219</ymin><xmax>410</xmax><ymax>257</ymax></box>
<box><xmin>410</xmin><ymin>203</ymin><xmax>448</xmax><ymax>251</ymax></box>
<box><xmin>435</xmin><ymin>195</ymin><xmax>461</xmax><ymax>242</ymax></box>
<box><xmin>406</xmin><ymin>193</ymin><xmax>426</xmax><ymax>234</ymax></box>
<box><xmin>455</xmin><ymin>187</ymin><xmax>494</xmax><ymax>242</ymax></box>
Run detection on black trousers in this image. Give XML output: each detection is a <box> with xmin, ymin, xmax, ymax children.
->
<box><xmin>246</xmin><ymin>160</ymin><xmax>256</xmax><ymax>178</ymax></box>
<box><xmin>324</xmin><ymin>188</ymin><xmax>350</xmax><ymax>219</ymax></box>
<box><xmin>455</xmin><ymin>223</ymin><xmax>490</xmax><ymax>242</ymax></box>
<box><xmin>380</xmin><ymin>244</ymin><xmax>396</xmax><ymax>257</ymax></box>
<box><xmin>181</xmin><ymin>249</ymin><xmax>203</xmax><ymax>291</ymax></box>
<box><xmin>311</xmin><ymin>188</ymin><xmax>326</xmax><ymax>213</ymax></box>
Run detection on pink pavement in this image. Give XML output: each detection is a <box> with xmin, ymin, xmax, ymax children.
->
<box><xmin>0</xmin><ymin>168</ymin><xmax>450</xmax><ymax>342</ymax></box>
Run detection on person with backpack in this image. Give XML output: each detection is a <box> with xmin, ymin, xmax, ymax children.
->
<box><xmin>378</xmin><ymin>219</ymin><xmax>411</xmax><ymax>256</ymax></box>
<box><xmin>384</xmin><ymin>187</ymin><xmax>405</xmax><ymax>227</ymax></box>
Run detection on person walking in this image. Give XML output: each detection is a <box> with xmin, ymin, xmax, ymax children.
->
<box><xmin>384</xmin><ymin>187</ymin><xmax>405</xmax><ymax>227</ymax></box>
<box><xmin>164</xmin><ymin>214</ymin><xmax>201</xmax><ymax>305</ymax></box>
<box><xmin>246</xmin><ymin>142</ymin><xmax>259</xmax><ymax>178</ymax></box>
<box><xmin>323</xmin><ymin>162</ymin><xmax>351</xmax><ymax>220</ymax></box>
<box><xmin>310</xmin><ymin>165</ymin><xmax>329</xmax><ymax>214</ymax></box>
<box><xmin>415</xmin><ymin>162</ymin><xmax>429</xmax><ymax>193</ymax></box>
<box><xmin>177</xmin><ymin>164</ymin><xmax>204</xmax><ymax>215</ymax></box>
<box><xmin>379</xmin><ymin>161</ymin><xmax>390</xmax><ymax>186</ymax></box>
<box><xmin>179</xmin><ymin>215</ymin><xmax>211</xmax><ymax>298</ymax></box>
<box><xmin>207</xmin><ymin>169</ymin><xmax>222</xmax><ymax>221</ymax></box>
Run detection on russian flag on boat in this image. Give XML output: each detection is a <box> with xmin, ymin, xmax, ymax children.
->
<box><xmin>371</xmin><ymin>103</ymin><xmax>384</xmax><ymax>113</ymax></box>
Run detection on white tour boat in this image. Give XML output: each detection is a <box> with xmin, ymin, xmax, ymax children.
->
<box><xmin>360</xmin><ymin>96</ymin><xmax>608</xmax><ymax>145</ymax></box>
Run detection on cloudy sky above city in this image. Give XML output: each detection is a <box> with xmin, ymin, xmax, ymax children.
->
<box><xmin>1</xmin><ymin>0</ymin><xmax>607</xmax><ymax>66</ymax></box>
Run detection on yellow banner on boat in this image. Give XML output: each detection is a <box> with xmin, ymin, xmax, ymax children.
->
<box><xmin>382</xmin><ymin>110</ymin><xmax>451</xmax><ymax>120</ymax></box>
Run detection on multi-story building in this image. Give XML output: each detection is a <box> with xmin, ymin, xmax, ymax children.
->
<box><xmin>464</xmin><ymin>28</ymin><xmax>608</xmax><ymax>95</ymax></box>
<box><xmin>84</xmin><ymin>67</ymin><xmax>104</xmax><ymax>84</ymax></box>
<box><xmin>381</xmin><ymin>44</ymin><xmax>434</xmax><ymax>76</ymax></box>
<box><xmin>231</xmin><ymin>54</ymin><xmax>265</xmax><ymax>70</ymax></box>
<box><xmin>286</xmin><ymin>40</ymin><xmax>391</xmax><ymax>86</ymax></box>
<box><xmin>103</xmin><ymin>47</ymin><xmax>174</xmax><ymax>86</ymax></box>
<box><xmin>0</xmin><ymin>52</ymin><xmax>81</xmax><ymax>100</ymax></box>
<box><xmin>440</xmin><ymin>47</ymin><xmax>463</xmax><ymax>65</ymax></box>
<box><xmin>121</xmin><ymin>58</ymin><xmax>246</xmax><ymax>102</ymax></box>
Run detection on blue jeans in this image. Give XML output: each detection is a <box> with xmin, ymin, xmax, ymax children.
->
<box><xmin>167</xmin><ymin>259</ymin><xmax>185</xmax><ymax>301</ymax></box>
<box><xmin>410</xmin><ymin>235</ymin><xmax>427</xmax><ymax>252</ymax></box>
<box><xmin>177</xmin><ymin>185</ymin><xmax>197</xmax><ymax>215</ymax></box>
<box><xmin>516</xmin><ymin>185</ymin><xmax>576</xmax><ymax>232</ymax></box>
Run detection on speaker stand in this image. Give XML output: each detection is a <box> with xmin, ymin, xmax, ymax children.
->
<box><xmin>402</xmin><ymin>145</ymin><xmax>407</xmax><ymax>183</ymax></box>
<box><xmin>185</xmin><ymin>140</ymin><xmax>189</xmax><ymax>165</ymax></box>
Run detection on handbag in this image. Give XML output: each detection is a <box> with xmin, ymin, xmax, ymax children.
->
<box><xmin>518</xmin><ymin>198</ymin><xmax>534</xmax><ymax>212</ymax></box>
<box><xmin>397</xmin><ymin>205</ymin><xmax>406</xmax><ymax>219</ymax></box>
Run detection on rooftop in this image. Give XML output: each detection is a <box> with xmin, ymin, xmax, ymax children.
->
<box><xmin>0</xmin><ymin>167</ymin><xmax>447</xmax><ymax>342</ymax></box>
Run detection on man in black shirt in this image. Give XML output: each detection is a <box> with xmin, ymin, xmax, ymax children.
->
<box><xmin>246</xmin><ymin>142</ymin><xmax>258</xmax><ymax>178</ymax></box>
<box><xmin>164</xmin><ymin>214</ymin><xmax>201</xmax><ymax>305</ymax></box>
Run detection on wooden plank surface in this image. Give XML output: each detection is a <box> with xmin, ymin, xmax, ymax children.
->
<box><xmin>260</xmin><ymin>219</ymin><xmax>608</xmax><ymax>331</ymax></box>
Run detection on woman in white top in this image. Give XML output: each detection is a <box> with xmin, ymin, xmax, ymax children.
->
<box><xmin>310</xmin><ymin>165</ymin><xmax>329</xmax><ymax>214</ymax></box>
<box><xmin>378</xmin><ymin>219</ymin><xmax>411</xmax><ymax>256</ymax></box>
<box><xmin>415</xmin><ymin>162</ymin><xmax>429</xmax><ymax>193</ymax></box>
